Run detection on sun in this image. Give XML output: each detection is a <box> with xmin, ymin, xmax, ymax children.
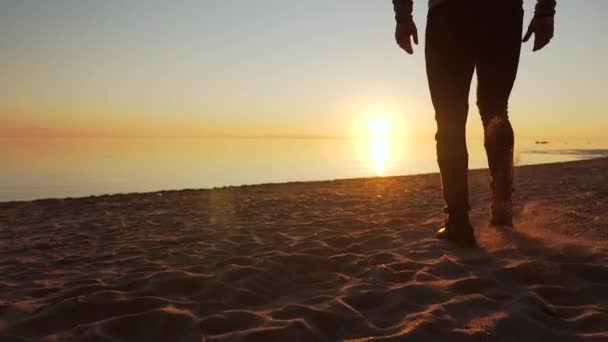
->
<box><xmin>367</xmin><ymin>117</ymin><xmax>392</xmax><ymax>138</ymax></box>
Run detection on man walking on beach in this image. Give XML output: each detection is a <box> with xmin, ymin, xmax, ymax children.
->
<box><xmin>393</xmin><ymin>0</ymin><xmax>555</xmax><ymax>247</ymax></box>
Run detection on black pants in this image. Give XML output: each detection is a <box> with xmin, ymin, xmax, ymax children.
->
<box><xmin>425</xmin><ymin>0</ymin><xmax>523</xmax><ymax>216</ymax></box>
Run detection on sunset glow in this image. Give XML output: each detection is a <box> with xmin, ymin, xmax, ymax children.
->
<box><xmin>1</xmin><ymin>2</ymin><xmax>607</xmax><ymax>141</ymax></box>
<box><xmin>368</xmin><ymin>117</ymin><xmax>392</xmax><ymax>138</ymax></box>
<box><xmin>367</xmin><ymin>117</ymin><xmax>390</xmax><ymax>175</ymax></box>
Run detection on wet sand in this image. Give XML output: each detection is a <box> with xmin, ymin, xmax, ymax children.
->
<box><xmin>1</xmin><ymin>158</ymin><xmax>607</xmax><ymax>341</ymax></box>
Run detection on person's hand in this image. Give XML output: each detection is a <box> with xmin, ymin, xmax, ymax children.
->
<box><xmin>523</xmin><ymin>16</ymin><xmax>554</xmax><ymax>52</ymax></box>
<box><xmin>395</xmin><ymin>19</ymin><xmax>418</xmax><ymax>54</ymax></box>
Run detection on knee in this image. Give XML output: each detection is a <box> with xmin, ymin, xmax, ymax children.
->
<box><xmin>435</xmin><ymin>123</ymin><xmax>467</xmax><ymax>161</ymax></box>
<box><xmin>478</xmin><ymin>102</ymin><xmax>509</xmax><ymax>127</ymax></box>
<box><xmin>436</xmin><ymin>127</ymin><xmax>463</xmax><ymax>145</ymax></box>
<box><xmin>484</xmin><ymin>116</ymin><xmax>514</xmax><ymax>152</ymax></box>
<box><xmin>436</xmin><ymin>122</ymin><xmax>464</xmax><ymax>142</ymax></box>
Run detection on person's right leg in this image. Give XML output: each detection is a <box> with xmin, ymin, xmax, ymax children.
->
<box><xmin>475</xmin><ymin>0</ymin><xmax>524</xmax><ymax>226</ymax></box>
<box><xmin>425</xmin><ymin>1</ymin><xmax>477</xmax><ymax>246</ymax></box>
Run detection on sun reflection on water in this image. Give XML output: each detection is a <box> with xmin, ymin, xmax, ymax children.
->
<box><xmin>370</xmin><ymin>137</ymin><xmax>390</xmax><ymax>175</ymax></box>
<box><xmin>356</xmin><ymin>116</ymin><xmax>401</xmax><ymax>176</ymax></box>
<box><xmin>368</xmin><ymin>118</ymin><xmax>392</xmax><ymax>176</ymax></box>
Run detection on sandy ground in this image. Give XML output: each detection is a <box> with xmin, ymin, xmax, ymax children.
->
<box><xmin>1</xmin><ymin>158</ymin><xmax>607</xmax><ymax>341</ymax></box>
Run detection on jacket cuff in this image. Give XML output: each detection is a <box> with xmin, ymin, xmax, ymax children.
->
<box><xmin>393</xmin><ymin>0</ymin><xmax>413</xmax><ymax>23</ymax></box>
<box><xmin>535</xmin><ymin>0</ymin><xmax>556</xmax><ymax>17</ymax></box>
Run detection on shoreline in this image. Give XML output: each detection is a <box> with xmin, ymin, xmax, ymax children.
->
<box><xmin>3</xmin><ymin>156</ymin><xmax>607</xmax><ymax>205</ymax></box>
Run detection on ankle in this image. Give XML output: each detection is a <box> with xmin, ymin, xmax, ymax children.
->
<box><xmin>448</xmin><ymin>212</ymin><xmax>470</xmax><ymax>225</ymax></box>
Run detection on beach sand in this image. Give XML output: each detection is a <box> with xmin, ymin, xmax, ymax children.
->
<box><xmin>1</xmin><ymin>158</ymin><xmax>608</xmax><ymax>341</ymax></box>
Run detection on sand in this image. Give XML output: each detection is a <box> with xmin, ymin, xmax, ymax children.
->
<box><xmin>1</xmin><ymin>158</ymin><xmax>608</xmax><ymax>341</ymax></box>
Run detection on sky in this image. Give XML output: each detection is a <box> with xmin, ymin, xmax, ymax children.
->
<box><xmin>1</xmin><ymin>0</ymin><xmax>607</xmax><ymax>141</ymax></box>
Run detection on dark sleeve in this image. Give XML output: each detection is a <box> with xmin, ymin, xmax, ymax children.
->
<box><xmin>535</xmin><ymin>0</ymin><xmax>556</xmax><ymax>17</ymax></box>
<box><xmin>393</xmin><ymin>0</ymin><xmax>413</xmax><ymax>23</ymax></box>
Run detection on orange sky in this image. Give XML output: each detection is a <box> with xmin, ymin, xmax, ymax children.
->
<box><xmin>1</xmin><ymin>1</ymin><xmax>607</xmax><ymax>142</ymax></box>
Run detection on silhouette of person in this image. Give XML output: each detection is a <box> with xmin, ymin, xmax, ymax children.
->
<box><xmin>393</xmin><ymin>0</ymin><xmax>555</xmax><ymax>247</ymax></box>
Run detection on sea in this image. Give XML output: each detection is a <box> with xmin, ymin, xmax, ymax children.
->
<box><xmin>2</xmin><ymin>137</ymin><xmax>607</xmax><ymax>201</ymax></box>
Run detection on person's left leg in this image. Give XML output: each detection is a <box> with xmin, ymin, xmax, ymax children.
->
<box><xmin>425</xmin><ymin>2</ymin><xmax>477</xmax><ymax>247</ymax></box>
<box><xmin>475</xmin><ymin>0</ymin><xmax>524</xmax><ymax>226</ymax></box>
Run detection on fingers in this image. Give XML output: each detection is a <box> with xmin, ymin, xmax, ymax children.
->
<box><xmin>395</xmin><ymin>36</ymin><xmax>412</xmax><ymax>54</ymax></box>
<box><xmin>522</xmin><ymin>21</ymin><xmax>534</xmax><ymax>43</ymax></box>
<box><xmin>533</xmin><ymin>19</ymin><xmax>554</xmax><ymax>51</ymax></box>
<box><xmin>395</xmin><ymin>21</ymin><xmax>417</xmax><ymax>55</ymax></box>
<box><xmin>525</xmin><ymin>17</ymin><xmax>554</xmax><ymax>51</ymax></box>
<box><xmin>400</xmin><ymin>38</ymin><xmax>413</xmax><ymax>54</ymax></box>
<box><xmin>533</xmin><ymin>34</ymin><xmax>552</xmax><ymax>51</ymax></box>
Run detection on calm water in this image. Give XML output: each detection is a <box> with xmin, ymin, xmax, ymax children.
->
<box><xmin>2</xmin><ymin>137</ymin><xmax>607</xmax><ymax>201</ymax></box>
